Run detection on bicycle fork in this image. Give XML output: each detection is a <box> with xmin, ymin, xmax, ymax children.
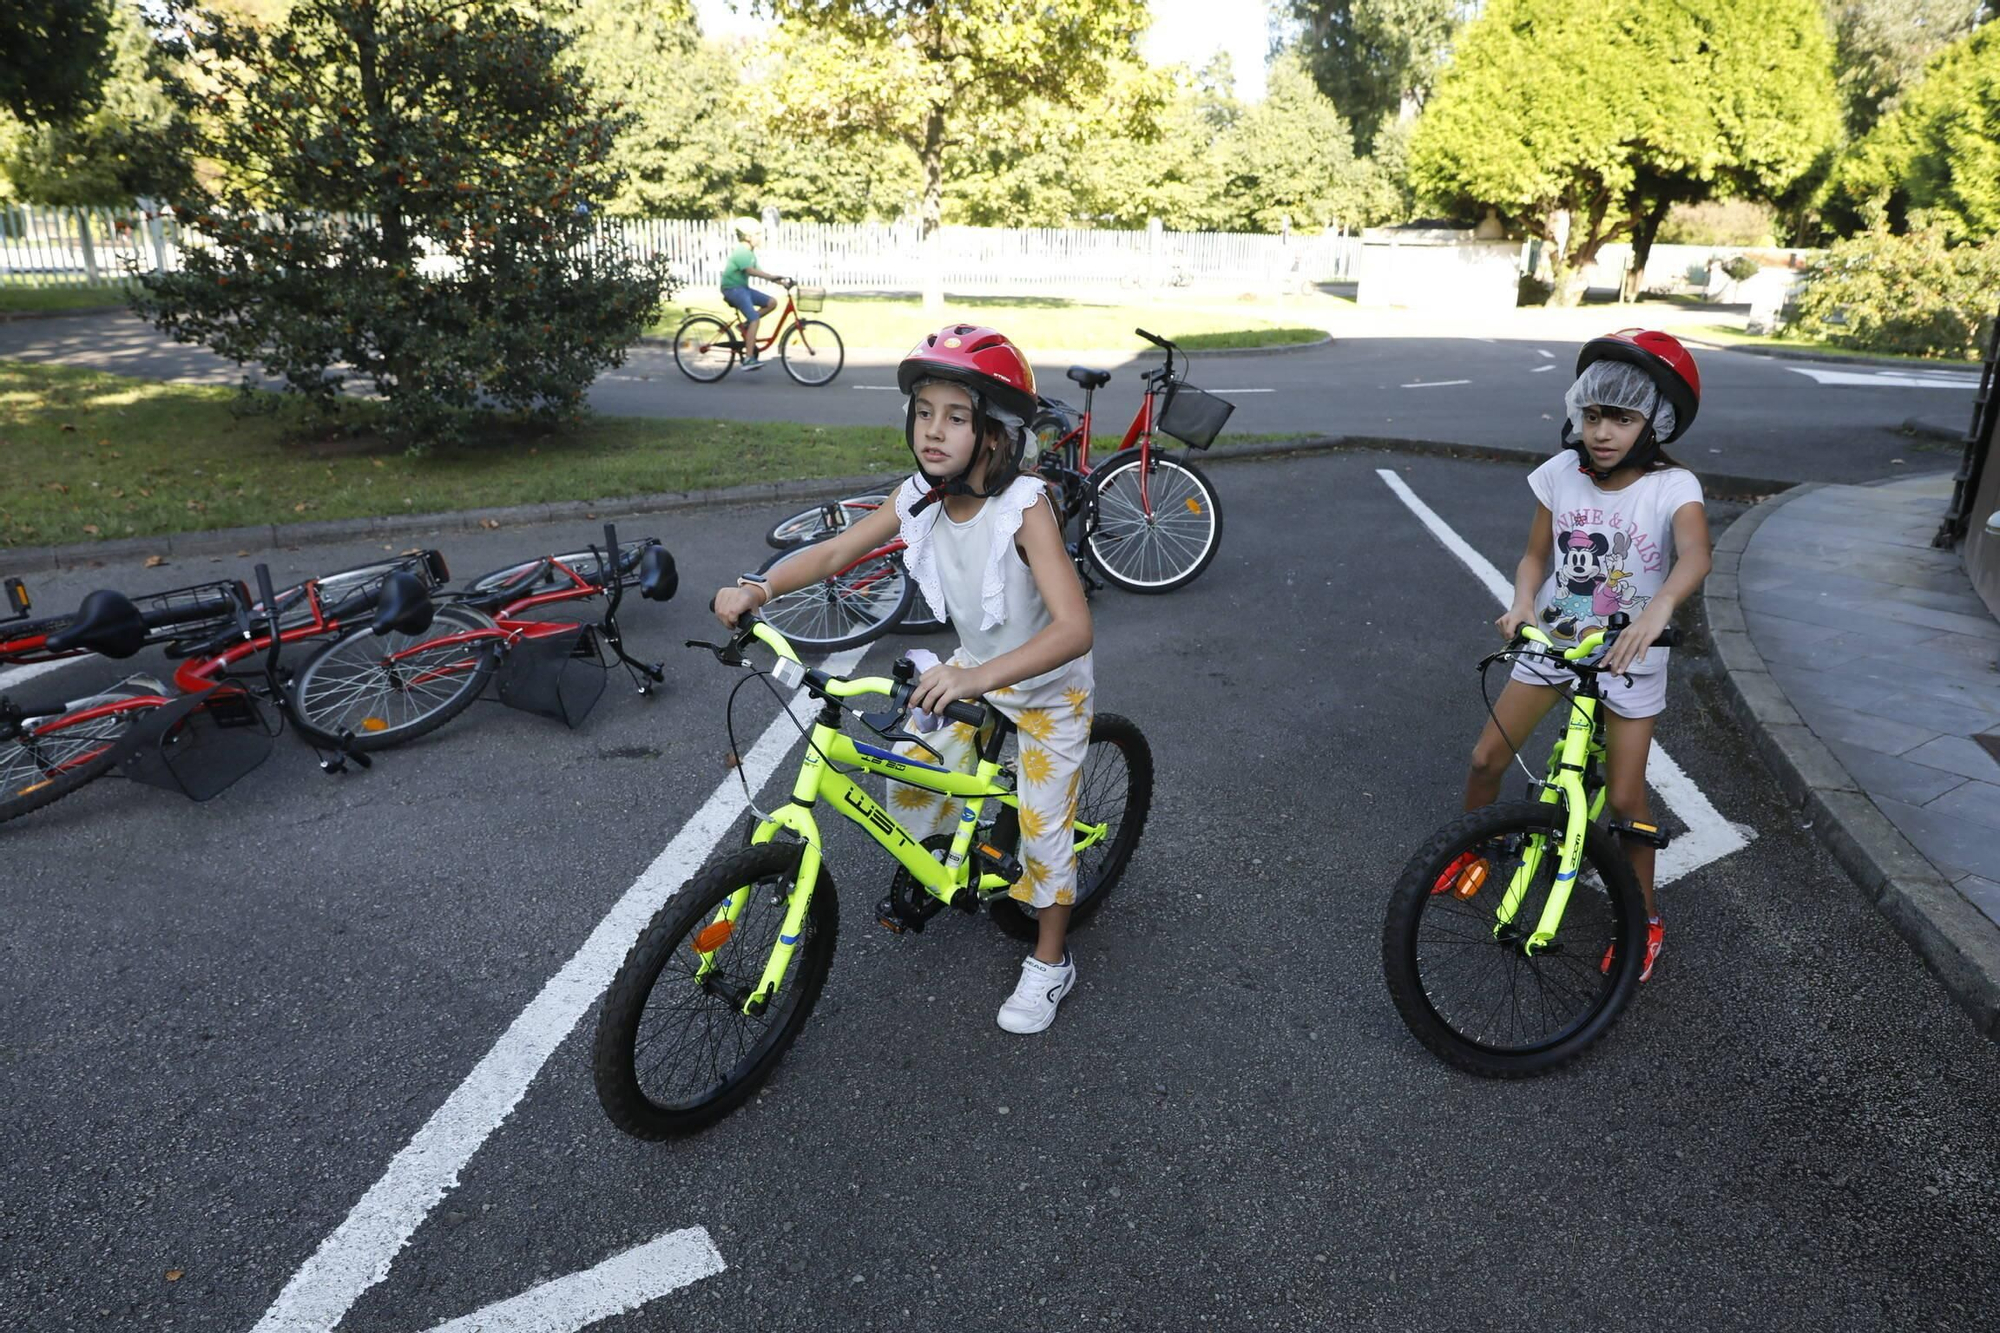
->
<box><xmin>1493</xmin><ymin>705</ymin><xmax>1599</xmax><ymax>954</ymax></box>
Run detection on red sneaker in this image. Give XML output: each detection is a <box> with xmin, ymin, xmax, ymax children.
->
<box><xmin>1600</xmin><ymin>916</ymin><xmax>1665</xmax><ymax>982</ymax></box>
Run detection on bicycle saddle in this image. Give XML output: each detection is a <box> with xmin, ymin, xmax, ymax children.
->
<box><xmin>1066</xmin><ymin>366</ymin><xmax>1111</xmax><ymax>390</ymax></box>
<box><xmin>638</xmin><ymin>544</ymin><xmax>679</xmax><ymax>603</ymax></box>
<box><xmin>371</xmin><ymin>570</ymin><xmax>435</xmax><ymax>637</ymax></box>
<box><xmin>42</xmin><ymin>589</ymin><xmax>147</xmax><ymax>659</ymax></box>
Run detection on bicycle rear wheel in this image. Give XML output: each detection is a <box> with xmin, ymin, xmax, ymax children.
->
<box><xmin>290</xmin><ymin>603</ymin><xmax>499</xmax><ymax>751</ymax></box>
<box><xmin>764</xmin><ymin>492</ymin><xmax>888</xmax><ymax>549</ymax></box>
<box><xmin>990</xmin><ymin>713</ymin><xmax>1153</xmax><ymax>942</ymax></box>
<box><xmin>594</xmin><ymin>843</ymin><xmax>836</xmax><ymax>1138</ymax></box>
<box><xmin>1085</xmin><ymin>452</ymin><xmax>1223</xmax><ymax>593</ymax></box>
<box><xmin>0</xmin><ymin>698</ymin><xmax>147</xmax><ymax>824</ymax></box>
<box><xmin>673</xmin><ymin>315</ymin><xmax>736</xmax><ymax>383</ymax></box>
<box><xmin>1382</xmin><ymin>801</ymin><xmax>1646</xmax><ymax>1077</ymax></box>
<box><xmin>754</xmin><ymin>542</ymin><xmax>913</xmax><ymax>653</ymax></box>
<box><xmin>779</xmin><ymin>319</ymin><xmax>844</xmax><ymax>386</ymax></box>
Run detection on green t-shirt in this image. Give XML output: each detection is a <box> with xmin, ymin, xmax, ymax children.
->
<box><xmin>720</xmin><ymin>244</ymin><xmax>757</xmax><ymax>290</ymax></box>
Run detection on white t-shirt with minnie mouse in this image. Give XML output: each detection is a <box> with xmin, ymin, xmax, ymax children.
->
<box><xmin>1520</xmin><ymin>453</ymin><xmax>1704</xmax><ymax>677</ymax></box>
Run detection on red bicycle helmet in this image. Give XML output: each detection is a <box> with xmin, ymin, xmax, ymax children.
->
<box><xmin>897</xmin><ymin>324</ymin><xmax>1039</xmax><ymax>501</ymax></box>
<box><xmin>1575</xmin><ymin>329</ymin><xmax>1701</xmax><ymax>444</ymax></box>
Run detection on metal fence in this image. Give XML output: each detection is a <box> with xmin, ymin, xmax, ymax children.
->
<box><xmin>2</xmin><ymin>204</ymin><xmax>1360</xmax><ymax>294</ymax></box>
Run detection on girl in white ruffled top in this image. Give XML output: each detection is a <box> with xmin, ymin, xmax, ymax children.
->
<box><xmin>714</xmin><ymin>324</ymin><xmax>1096</xmax><ymax>1034</ymax></box>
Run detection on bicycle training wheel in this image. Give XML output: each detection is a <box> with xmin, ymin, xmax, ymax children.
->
<box><xmin>754</xmin><ymin>542</ymin><xmax>913</xmax><ymax>653</ymax></box>
<box><xmin>1085</xmin><ymin>452</ymin><xmax>1224</xmax><ymax>594</ymax></box>
<box><xmin>0</xmin><ymin>700</ymin><xmax>145</xmax><ymax>825</ymax></box>
<box><xmin>291</xmin><ymin>603</ymin><xmax>499</xmax><ymax>751</ymax></box>
<box><xmin>1381</xmin><ymin>801</ymin><xmax>1647</xmax><ymax>1078</ymax></box>
<box><xmin>779</xmin><ymin>319</ymin><xmax>844</xmax><ymax>386</ymax></box>
<box><xmin>764</xmin><ymin>492</ymin><xmax>888</xmax><ymax>549</ymax></box>
<box><xmin>672</xmin><ymin>314</ymin><xmax>737</xmax><ymax>383</ymax></box>
<box><xmin>990</xmin><ymin>713</ymin><xmax>1153</xmax><ymax>943</ymax></box>
<box><xmin>593</xmin><ymin>842</ymin><xmax>837</xmax><ymax>1138</ymax></box>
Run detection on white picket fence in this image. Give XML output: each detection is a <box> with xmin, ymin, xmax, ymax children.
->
<box><xmin>2</xmin><ymin>204</ymin><xmax>1359</xmax><ymax>294</ymax></box>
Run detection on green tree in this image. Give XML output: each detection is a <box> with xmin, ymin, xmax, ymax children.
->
<box><xmin>1216</xmin><ymin>52</ymin><xmax>1374</xmax><ymax>232</ymax></box>
<box><xmin>754</xmin><ymin>0</ymin><xmax>1152</xmax><ymax>241</ymax></box>
<box><xmin>1832</xmin><ymin>21</ymin><xmax>2000</xmax><ymax>243</ymax></box>
<box><xmin>1411</xmin><ymin>0</ymin><xmax>1839</xmax><ymax>305</ymax></box>
<box><xmin>135</xmin><ymin>0</ymin><xmax>671</xmax><ymax>447</ymax></box>
<box><xmin>1831</xmin><ymin>0</ymin><xmax>1990</xmax><ymax>139</ymax></box>
<box><xmin>1286</xmin><ymin>0</ymin><xmax>1462</xmax><ymax>153</ymax></box>
<box><xmin>1</xmin><ymin>0</ymin><xmax>112</xmax><ymax>125</ymax></box>
<box><xmin>1</xmin><ymin>1</ymin><xmax>188</xmax><ymax>207</ymax></box>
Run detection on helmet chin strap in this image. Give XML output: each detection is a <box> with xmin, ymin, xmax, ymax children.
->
<box><xmin>1562</xmin><ymin>414</ymin><xmax>1662</xmax><ymax>480</ymax></box>
<box><xmin>904</xmin><ymin>396</ymin><xmax>1007</xmax><ymax>514</ymax></box>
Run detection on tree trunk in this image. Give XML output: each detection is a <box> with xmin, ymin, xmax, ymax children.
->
<box><xmin>1621</xmin><ymin>195</ymin><xmax>1672</xmax><ymax>303</ymax></box>
<box><xmin>919</xmin><ymin>103</ymin><xmax>945</xmax><ymax>315</ymax></box>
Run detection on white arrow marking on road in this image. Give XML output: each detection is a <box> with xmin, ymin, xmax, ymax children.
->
<box><xmin>422</xmin><ymin>1228</ymin><xmax>726</xmax><ymax>1333</ymax></box>
<box><xmin>1536</xmin><ymin>349</ymin><xmax>1555</xmax><ymax>359</ymax></box>
<box><xmin>1375</xmin><ymin>468</ymin><xmax>1752</xmax><ymax>885</ymax></box>
<box><xmin>1529</xmin><ymin>365</ymin><xmax>1556</xmax><ymax>373</ymax></box>
<box><xmin>1401</xmin><ymin>379</ymin><xmax>1471</xmax><ymax>389</ymax></box>
<box><xmin>851</xmin><ymin>384</ymin><xmax>900</xmax><ymax>390</ymax></box>
<box><xmin>252</xmin><ymin>645</ymin><xmax>869</xmax><ymax>1333</ymax></box>
<box><xmin>1784</xmin><ymin>366</ymin><xmax>1979</xmax><ymax>389</ymax></box>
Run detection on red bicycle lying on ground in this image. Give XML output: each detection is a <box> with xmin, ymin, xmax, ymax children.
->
<box><xmin>751</xmin><ymin>327</ymin><xmax>1231</xmax><ymax>651</ymax></box>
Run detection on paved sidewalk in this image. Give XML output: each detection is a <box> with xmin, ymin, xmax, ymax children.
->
<box><xmin>1706</xmin><ymin>472</ymin><xmax>2000</xmax><ymax>1034</ymax></box>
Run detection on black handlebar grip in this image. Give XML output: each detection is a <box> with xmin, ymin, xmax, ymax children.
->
<box><xmin>1134</xmin><ymin>327</ymin><xmax>1169</xmax><ymax>348</ymax></box>
<box><xmin>1652</xmin><ymin>626</ymin><xmax>1679</xmax><ymax>649</ymax></box>
<box><xmin>253</xmin><ymin>565</ymin><xmax>283</xmax><ymax>674</ymax></box>
<box><xmin>943</xmin><ymin>700</ymin><xmax>985</xmax><ymax>727</ymax></box>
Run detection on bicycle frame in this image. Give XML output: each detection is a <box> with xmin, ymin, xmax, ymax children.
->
<box><xmin>708</xmin><ymin>623</ymin><xmax>1110</xmax><ymax>1014</ymax></box>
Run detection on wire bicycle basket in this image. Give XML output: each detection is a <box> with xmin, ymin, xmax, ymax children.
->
<box><xmin>793</xmin><ymin>285</ymin><xmax>826</xmax><ymax>313</ymax></box>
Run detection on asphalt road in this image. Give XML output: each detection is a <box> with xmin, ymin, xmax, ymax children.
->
<box><xmin>0</xmin><ymin>312</ymin><xmax>1981</xmax><ymax>487</ymax></box>
<box><xmin>5</xmin><ymin>450</ymin><xmax>1997</xmax><ymax>1331</ymax></box>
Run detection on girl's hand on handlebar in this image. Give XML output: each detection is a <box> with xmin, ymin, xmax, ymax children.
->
<box><xmin>1604</xmin><ymin>607</ymin><xmax>1668</xmax><ymax>675</ymax></box>
<box><xmin>713</xmin><ymin>585</ymin><xmax>763</xmax><ymax>629</ymax></box>
<box><xmin>1496</xmin><ymin>606</ymin><xmax>1535</xmax><ymax>639</ymax></box>
<box><xmin>910</xmin><ymin>661</ymin><xmax>985</xmax><ymax>718</ymax></box>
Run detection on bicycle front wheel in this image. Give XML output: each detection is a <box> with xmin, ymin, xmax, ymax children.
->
<box><xmin>754</xmin><ymin>541</ymin><xmax>913</xmax><ymax>652</ymax></box>
<box><xmin>764</xmin><ymin>492</ymin><xmax>888</xmax><ymax>549</ymax></box>
<box><xmin>594</xmin><ymin>842</ymin><xmax>837</xmax><ymax>1138</ymax></box>
<box><xmin>1382</xmin><ymin>801</ymin><xmax>1646</xmax><ymax>1078</ymax></box>
<box><xmin>0</xmin><ymin>699</ymin><xmax>145</xmax><ymax>825</ymax></box>
<box><xmin>779</xmin><ymin>319</ymin><xmax>844</xmax><ymax>386</ymax></box>
<box><xmin>291</xmin><ymin>603</ymin><xmax>499</xmax><ymax>751</ymax></box>
<box><xmin>673</xmin><ymin>315</ymin><xmax>736</xmax><ymax>383</ymax></box>
<box><xmin>1085</xmin><ymin>452</ymin><xmax>1224</xmax><ymax>594</ymax></box>
<box><xmin>990</xmin><ymin>712</ymin><xmax>1153</xmax><ymax>942</ymax></box>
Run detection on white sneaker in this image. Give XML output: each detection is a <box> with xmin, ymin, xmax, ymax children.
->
<box><xmin>996</xmin><ymin>953</ymin><xmax>1076</xmax><ymax>1034</ymax></box>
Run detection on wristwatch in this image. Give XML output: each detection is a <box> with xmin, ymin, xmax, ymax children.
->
<box><xmin>736</xmin><ymin>572</ymin><xmax>772</xmax><ymax>605</ymax></box>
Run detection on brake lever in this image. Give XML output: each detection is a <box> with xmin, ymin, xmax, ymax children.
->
<box><xmin>684</xmin><ymin>638</ymin><xmax>747</xmax><ymax>666</ymax></box>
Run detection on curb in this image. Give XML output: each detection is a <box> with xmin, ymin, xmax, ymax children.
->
<box><xmin>1717</xmin><ymin>343</ymin><xmax>1981</xmax><ymax>372</ymax></box>
<box><xmin>10</xmin><ymin>432</ymin><xmax>1800</xmax><ymax>575</ymax></box>
<box><xmin>1901</xmin><ymin>416</ymin><xmax>1968</xmax><ymax>444</ymax></box>
<box><xmin>1701</xmin><ymin>484</ymin><xmax>2000</xmax><ymax>1039</ymax></box>
<box><xmin>0</xmin><ymin>303</ymin><xmax>129</xmax><ymax>323</ymax></box>
<box><xmin>634</xmin><ymin>332</ymin><xmax>1333</xmax><ymax>362</ymax></box>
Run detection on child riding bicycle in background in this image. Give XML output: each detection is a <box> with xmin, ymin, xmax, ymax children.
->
<box><xmin>714</xmin><ymin>324</ymin><xmax>1097</xmax><ymax>1034</ymax></box>
<box><xmin>1447</xmin><ymin>329</ymin><xmax>1712</xmax><ymax>983</ymax></box>
<box><xmin>719</xmin><ymin>217</ymin><xmax>791</xmax><ymax>372</ymax></box>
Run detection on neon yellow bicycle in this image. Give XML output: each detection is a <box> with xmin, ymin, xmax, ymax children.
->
<box><xmin>592</xmin><ymin>616</ymin><xmax>1152</xmax><ymax>1137</ymax></box>
<box><xmin>1381</xmin><ymin>615</ymin><xmax>1675</xmax><ymax>1077</ymax></box>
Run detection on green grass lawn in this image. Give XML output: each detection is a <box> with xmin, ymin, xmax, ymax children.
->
<box><xmin>0</xmin><ymin>283</ymin><xmax>135</xmax><ymax>315</ymax></box>
<box><xmin>647</xmin><ymin>293</ymin><xmax>1324</xmax><ymax>353</ymax></box>
<box><xmin>1677</xmin><ymin>321</ymin><xmax>1982</xmax><ymax>366</ymax></box>
<box><xmin>0</xmin><ymin>360</ymin><xmax>916</xmax><ymax>550</ymax></box>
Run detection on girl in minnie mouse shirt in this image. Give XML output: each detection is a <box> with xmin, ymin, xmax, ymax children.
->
<box><xmin>1449</xmin><ymin>330</ymin><xmax>1712</xmax><ymax>984</ymax></box>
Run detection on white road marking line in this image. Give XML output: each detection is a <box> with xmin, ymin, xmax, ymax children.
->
<box><xmin>422</xmin><ymin>1228</ymin><xmax>726</xmax><ymax>1333</ymax></box>
<box><xmin>1536</xmin><ymin>349</ymin><xmax>1555</xmax><ymax>359</ymax></box>
<box><xmin>852</xmin><ymin>385</ymin><xmax>900</xmax><ymax>390</ymax></box>
<box><xmin>0</xmin><ymin>656</ymin><xmax>81</xmax><ymax>691</ymax></box>
<box><xmin>1401</xmin><ymin>379</ymin><xmax>1471</xmax><ymax>389</ymax></box>
<box><xmin>1784</xmin><ymin>366</ymin><xmax>1978</xmax><ymax>389</ymax></box>
<box><xmin>1206</xmin><ymin>388</ymin><xmax>1275</xmax><ymax>394</ymax></box>
<box><xmin>1375</xmin><ymin>468</ymin><xmax>1753</xmax><ymax>885</ymax></box>
<box><xmin>251</xmin><ymin>645</ymin><xmax>869</xmax><ymax>1333</ymax></box>
<box><xmin>1529</xmin><ymin>365</ymin><xmax>1556</xmax><ymax>373</ymax></box>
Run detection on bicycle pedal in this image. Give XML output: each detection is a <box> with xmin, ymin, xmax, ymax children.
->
<box><xmin>874</xmin><ymin>894</ymin><xmax>934</xmax><ymax>935</ymax></box>
<box><xmin>1610</xmin><ymin>820</ymin><xmax>1671</xmax><ymax>850</ymax></box>
<box><xmin>975</xmin><ymin>843</ymin><xmax>1024</xmax><ymax>883</ymax></box>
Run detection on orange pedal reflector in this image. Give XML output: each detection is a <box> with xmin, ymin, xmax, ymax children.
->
<box><xmin>1454</xmin><ymin>860</ymin><xmax>1488</xmax><ymax>899</ymax></box>
<box><xmin>1185</xmin><ymin>497</ymin><xmax>1203</xmax><ymax>514</ymax></box>
<box><xmin>18</xmin><ymin>779</ymin><xmax>53</xmax><ymax>796</ymax></box>
<box><xmin>360</xmin><ymin>717</ymin><xmax>389</xmax><ymax>733</ymax></box>
<box><xmin>692</xmin><ymin>920</ymin><xmax>734</xmax><ymax>953</ymax></box>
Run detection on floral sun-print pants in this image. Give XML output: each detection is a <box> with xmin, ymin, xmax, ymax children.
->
<box><xmin>889</xmin><ymin>651</ymin><xmax>1094</xmax><ymax>909</ymax></box>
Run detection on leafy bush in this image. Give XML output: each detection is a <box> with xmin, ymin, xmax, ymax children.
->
<box><xmin>1791</xmin><ymin>228</ymin><xmax>2000</xmax><ymax>359</ymax></box>
<box><xmin>1720</xmin><ymin>255</ymin><xmax>1761</xmax><ymax>283</ymax></box>
<box><xmin>1516</xmin><ymin>273</ymin><xmax>1552</xmax><ymax>306</ymax></box>
<box><xmin>1659</xmin><ymin>199</ymin><xmax>1776</xmax><ymax>247</ymax></box>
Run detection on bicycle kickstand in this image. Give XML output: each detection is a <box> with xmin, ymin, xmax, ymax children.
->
<box><xmin>317</xmin><ymin>729</ymin><xmax>374</xmax><ymax>775</ymax></box>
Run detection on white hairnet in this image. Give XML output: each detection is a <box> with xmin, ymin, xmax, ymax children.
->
<box><xmin>1565</xmin><ymin>361</ymin><xmax>1674</xmax><ymax>441</ymax></box>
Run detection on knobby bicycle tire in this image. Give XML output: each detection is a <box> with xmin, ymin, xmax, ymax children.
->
<box><xmin>990</xmin><ymin>713</ymin><xmax>1153</xmax><ymax>943</ymax></box>
<box><xmin>290</xmin><ymin>603</ymin><xmax>499</xmax><ymax>751</ymax></box>
<box><xmin>0</xmin><ymin>699</ymin><xmax>146</xmax><ymax>825</ymax></box>
<box><xmin>593</xmin><ymin>842</ymin><xmax>837</xmax><ymax>1138</ymax></box>
<box><xmin>764</xmin><ymin>492</ymin><xmax>888</xmax><ymax>549</ymax></box>
<box><xmin>779</xmin><ymin>319</ymin><xmax>844</xmax><ymax>386</ymax></box>
<box><xmin>673</xmin><ymin>314</ymin><xmax>736</xmax><ymax>383</ymax></box>
<box><xmin>1084</xmin><ymin>452</ymin><xmax>1224</xmax><ymax>594</ymax></box>
<box><xmin>1381</xmin><ymin>801</ymin><xmax>1646</xmax><ymax>1078</ymax></box>
<box><xmin>754</xmin><ymin>543</ymin><xmax>913</xmax><ymax>653</ymax></box>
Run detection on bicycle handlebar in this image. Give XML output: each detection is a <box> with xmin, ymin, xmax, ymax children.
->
<box><xmin>689</xmin><ymin>612</ymin><xmax>985</xmax><ymax>728</ymax></box>
<box><xmin>1503</xmin><ymin>617</ymin><xmax>1678</xmax><ymax>670</ymax></box>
